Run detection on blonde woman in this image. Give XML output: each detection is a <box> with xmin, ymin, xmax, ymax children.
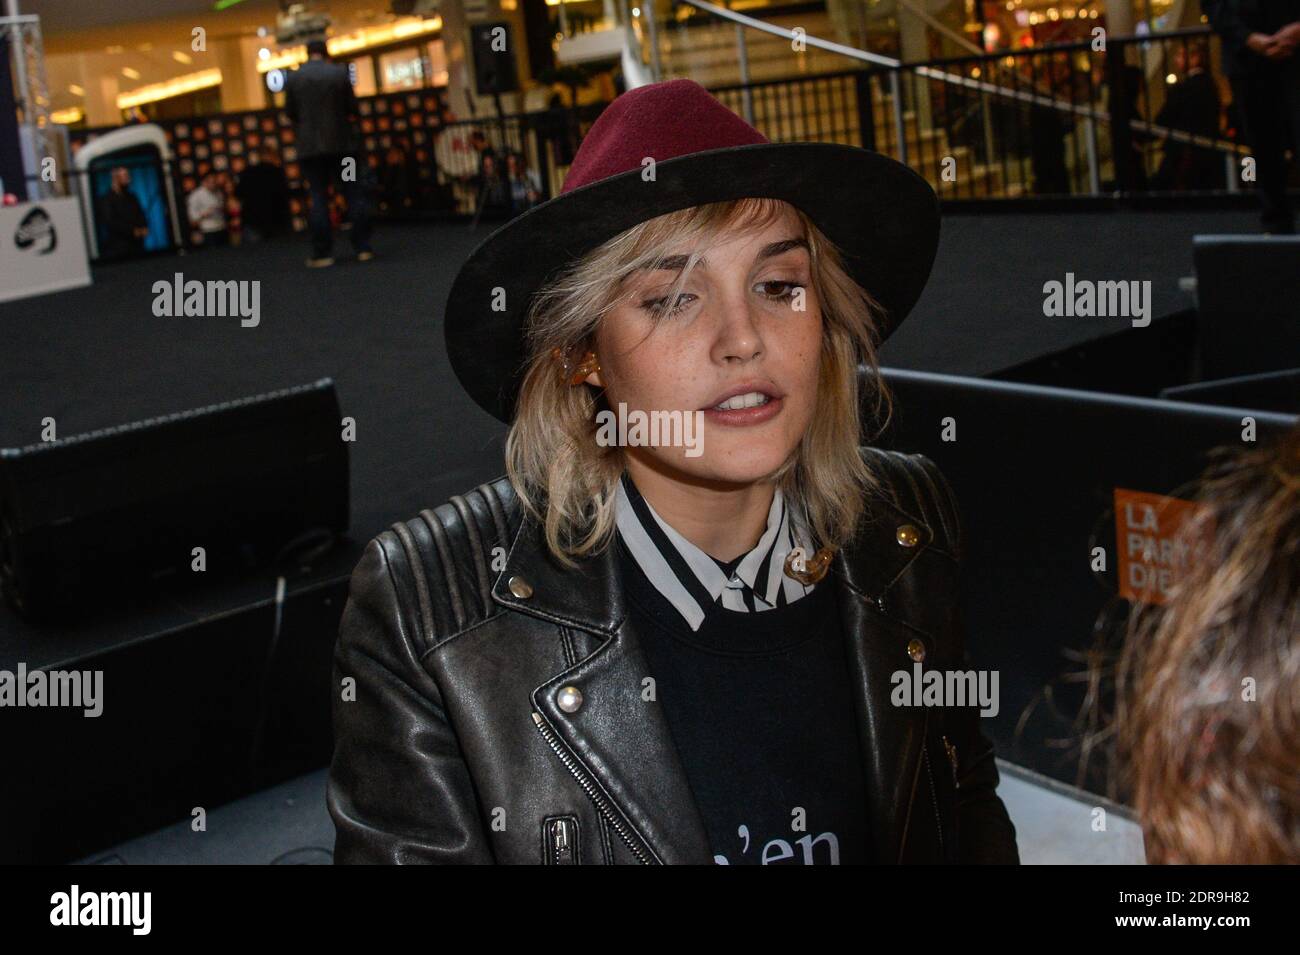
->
<box><xmin>327</xmin><ymin>79</ymin><xmax>1019</xmax><ymax>865</ymax></box>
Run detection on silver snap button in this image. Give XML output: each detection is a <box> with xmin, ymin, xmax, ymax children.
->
<box><xmin>508</xmin><ymin>575</ymin><xmax>533</xmax><ymax>599</ymax></box>
<box><xmin>556</xmin><ymin>685</ymin><xmax>583</xmax><ymax>713</ymax></box>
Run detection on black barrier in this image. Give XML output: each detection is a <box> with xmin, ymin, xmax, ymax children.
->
<box><xmin>1193</xmin><ymin>235</ymin><xmax>1300</xmax><ymax>381</ymax></box>
<box><xmin>874</xmin><ymin>367</ymin><xmax>1297</xmax><ymax>799</ymax></box>
<box><xmin>0</xmin><ymin>379</ymin><xmax>349</xmax><ymax>621</ymax></box>
<box><xmin>993</xmin><ymin>308</ymin><xmax>1199</xmax><ymax>398</ymax></box>
<box><xmin>1161</xmin><ymin>367</ymin><xmax>1300</xmax><ymax>416</ymax></box>
<box><xmin>0</xmin><ymin>564</ymin><xmax>353</xmax><ymax>864</ymax></box>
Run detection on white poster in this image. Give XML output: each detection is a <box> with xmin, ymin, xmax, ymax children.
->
<box><xmin>0</xmin><ymin>196</ymin><xmax>92</xmax><ymax>303</ymax></box>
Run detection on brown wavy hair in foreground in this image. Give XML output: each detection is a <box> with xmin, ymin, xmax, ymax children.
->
<box><xmin>1116</xmin><ymin>423</ymin><xmax>1300</xmax><ymax>864</ymax></box>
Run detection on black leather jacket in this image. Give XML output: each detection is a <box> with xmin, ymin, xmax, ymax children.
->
<box><xmin>327</xmin><ymin>448</ymin><xmax>1020</xmax><ymax>864</ymax></box>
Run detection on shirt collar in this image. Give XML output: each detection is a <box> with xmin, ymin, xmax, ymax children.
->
<box><xmin>614</xmin><ymin>472</ymin><xmax>814</xmax><ymax>631</ymax></box>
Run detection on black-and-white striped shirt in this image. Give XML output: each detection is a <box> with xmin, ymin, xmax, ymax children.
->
<box><xmin>614</xmin><ymin>472</ymin><xmax>814</xmax><ymax>631</ymax></box>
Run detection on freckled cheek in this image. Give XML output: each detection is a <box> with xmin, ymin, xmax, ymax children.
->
<box><xmin>777</xmin><ymin>320</ymin><xmax>824</xmax><ymax>394</ymax></box>
<box><xmin>604</xmin><ymin>335</ymin><xmax>704</xmax><ymax>410</ymax></box>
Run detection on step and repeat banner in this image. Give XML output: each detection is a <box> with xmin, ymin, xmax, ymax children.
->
<box><xmin>69</xmin><ymin>86</ymin><xmax>456</xmax><ymax>233</ymax></box>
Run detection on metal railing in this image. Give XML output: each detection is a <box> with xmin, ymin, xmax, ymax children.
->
<box><xmin>620</xmin><ymin>3</ymin><xmax>1246</xmax><ymax>199</ymax></box>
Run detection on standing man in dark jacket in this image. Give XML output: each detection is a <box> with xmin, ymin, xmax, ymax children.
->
<box><xmin>284</xmin><ymin>38</ymin><xmax>374</xmax><ymax>266</ymax></box>
<box><xmin>98</xmin><ymin>166</ymin><xmax>149</xmax><ymax>259</ymax></box>
<box><xmin>1203</xmin><ymin>0</ymin><xmax>1300</xmax><ymax>232</ymax></box>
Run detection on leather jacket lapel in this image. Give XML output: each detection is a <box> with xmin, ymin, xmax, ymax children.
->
<box><xmin>831</xmin><ymin>501</ymin><xmax>935</xmax><ymax>863</ymax></box>
<box><xmin>531</xmin><ymin>617</ymin><xmax>714</xmax><ymax>864</ymax></box>
<box><xmin>493</xmin><ymin>513</ymin><xmax>713</xmax><ymax>865</ymax></box>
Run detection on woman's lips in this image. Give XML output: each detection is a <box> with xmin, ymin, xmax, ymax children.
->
<box><xmin>702</xmin><ymin>394</ymin><xmax>784</xmax><ymax>426</ymax></box>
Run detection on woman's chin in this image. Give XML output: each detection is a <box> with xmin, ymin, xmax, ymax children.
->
<box><xmin>641</xmin><ymin>447</ymin><xmax>796</xmax><ymax>488</ymax></box>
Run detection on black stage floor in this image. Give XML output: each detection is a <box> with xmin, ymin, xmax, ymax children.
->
<box><xmin>0</xmin><ymin>206</ymin><xmax>1261</xmax><ymax>647</ymax></box>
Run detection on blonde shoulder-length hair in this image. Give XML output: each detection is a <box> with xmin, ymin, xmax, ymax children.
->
<box><xmin>504</xmin><ymin>196</ymin><xmax>893</xmax><ymax>565</ymax></box>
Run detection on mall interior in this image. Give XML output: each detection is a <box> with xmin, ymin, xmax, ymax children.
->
<box><xmin>0</xmin><ymin>0</ymin><xmax>1296</xmax><ymax>868</ymax></box>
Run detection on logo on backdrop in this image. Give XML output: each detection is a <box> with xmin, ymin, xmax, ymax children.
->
<box><xmin>13</xmin><ymin>206</ymin><xmax>56</xmax><ymax>254</ymax></box>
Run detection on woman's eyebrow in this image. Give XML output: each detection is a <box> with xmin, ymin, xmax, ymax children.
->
<box><xmin>642</xmin><ymin>237</ymin><xmax>809</xmax><ymax>273</ymax></box>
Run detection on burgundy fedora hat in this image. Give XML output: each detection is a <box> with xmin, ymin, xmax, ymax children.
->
<box><xmin>445</xmin><ymin>78</ymin><xmax>939</xmax><ymax>423</ymax></box>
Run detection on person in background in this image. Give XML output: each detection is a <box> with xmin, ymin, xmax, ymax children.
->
<box><xmin>1203</xmin><ymin>0</ymin><xmax>1300</xmax><ymax>232</ymax></box>
<box><xmin>474</xmin><ymin>152</ymin><xmax>513</xmax><ymax>221</ymax></box>
<box><xmin>378</xmin><ymin>145</ymin><xmax>414</xmax><ymax>214</ymax></box>
<box><xmin>284</xmin><ymin>37</ymin><xmax>374</xmax><ymax>267</ymax></box>
<box><xmin>1151</xmin><ymin>41</ymin><xmax>1225</xmax><ymax>192</ymax></box>
<box><xmin>504</xmin><ymin>150</ymin><xmax>542</xmax><ymax>214</ymax></box>
<box><xmin>1115</xmin><ymin>63</ymin><xmax>1152</xmax><ymax>192</ymax></box>
<box><xmin>98</xmin><ymin>165</ymin><xmax>148</xmax><ymax>259</ymax></box>
<box><xmin>1117</xmin><ymin>424</ymin><xmax>1300</xmax><ymax>863</ymax></box>
<box><xmin>1029</xmin><ymin>55</ymin><xmax>1072</xmax><ymax>195</ymax></box>
<box><xmin>467</xmin><ymin>129</ymin><xmax>497</xmax><ymax>178</ymax></box>
<box><xmin>186</xmin><ymin>172</ymin><xmax>228</xmax><ymax>247</ymax></box>
<box><xmin>220</xmin><ymin>171</ymin><xmax>240</xmax><ymax>240</ymax></box>
<box><xmin>235</xmin><ymin>145</ymin><xmax>291</xmax><ymax>242</ymax></box>
<box><xmin>536</xmin><ymin>93</ymin><xmax>577</xmax><ymax>169</ymax></box>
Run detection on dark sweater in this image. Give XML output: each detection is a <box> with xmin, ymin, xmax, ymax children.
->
<box><xmin>617</xmin><ymin>536</ymin><xmax>871</xmax><ymax>865</ymax></box>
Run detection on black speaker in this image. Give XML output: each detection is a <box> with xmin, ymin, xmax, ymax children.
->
<box><xmin>0</xmin><ymin>379</ymin><xmax>349</xmax><ymax>621</ymax></box>
<box><xmin>471</xmin><ymin>22</ymin><xmax>519</xmax><ymax>96</ymax></box>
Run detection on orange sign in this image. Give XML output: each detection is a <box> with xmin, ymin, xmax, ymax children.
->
<box><xmin>1113</xmin><ymin>488</ymin><xmax>1212</xmax><ymax>605</ymax></box>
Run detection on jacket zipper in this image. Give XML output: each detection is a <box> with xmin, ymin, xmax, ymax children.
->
<box><xmin>532</xmin><ymin>711</ymin><xmax>654</xmax><ymax>865</ymax></box>
<box><xmin>550</xmin><ymin>818</ymin><xmax>575</xmax><ymax>865</ymax></box>
<box><xmin>922</xmin><ymin>743</ymin><xmax>945</xmax><ymax>857</ymax></box>
<box><xmin>942</xmin><ymin>735</ymin><xmax>960</xmax><ymax>788</ymax></box>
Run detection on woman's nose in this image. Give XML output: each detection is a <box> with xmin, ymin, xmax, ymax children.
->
<box><xmin>710</xmin><ymin>296</ymin><xmax>764</xmax><ymax>364</ymax></box>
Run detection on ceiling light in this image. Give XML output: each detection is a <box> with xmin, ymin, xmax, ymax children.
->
<box><xmin>117</xmin><ymin>68</ymin><xmax>223</xmax><ymax>109</ymax></box>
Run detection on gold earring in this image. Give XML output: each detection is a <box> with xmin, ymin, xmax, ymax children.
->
<box><xmin>784</xmin><ymin>545</ymin><xmax>836</xmax><ymax>585</ymax></box>
<box><xmin>552</xmin><ymin>346</ymin><xmax>600</xmax><ymax>386</ymax></box>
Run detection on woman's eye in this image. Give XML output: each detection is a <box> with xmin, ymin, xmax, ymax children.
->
<box><xmin>640</xmin><ymin>292</ymin><xmax>696</xmax><ymax>316</ymax></box>
<box><xmin>758</xmin><ymin>280</ymin><xmax>804</xmax><ymax>301</ymax></box>
<box><xmin>639</xmin><ymin>281</ymin><xmax>803</xmax><ymax>315</ymax></box>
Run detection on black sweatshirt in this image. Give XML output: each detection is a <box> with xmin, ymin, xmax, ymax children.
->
<box><xmin>617</xmin><ymin>535</ymin><xmax>871</xmax><ymax>865</ymax></box>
